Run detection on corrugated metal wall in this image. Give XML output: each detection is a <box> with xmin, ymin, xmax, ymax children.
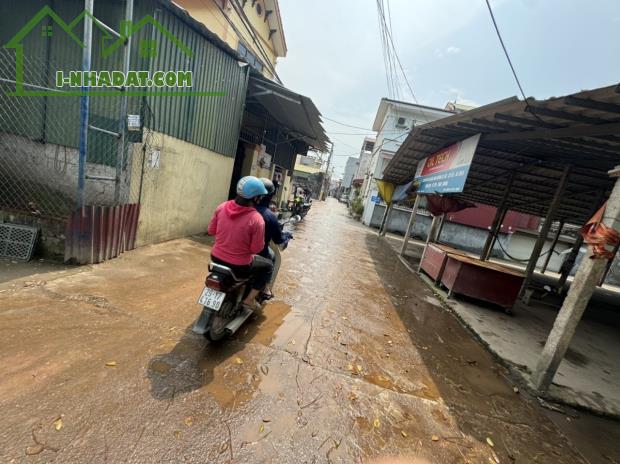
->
<box><xmin>1</xmin><ymin>0</ymin><xmax>248</xmax><ymax>158</ymax></box>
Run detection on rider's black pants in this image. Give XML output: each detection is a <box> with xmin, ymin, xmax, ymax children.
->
<box><xmin>211</xmin><ymin>254</ymin><xmax>273</xmax><ymax>291</ymax></box>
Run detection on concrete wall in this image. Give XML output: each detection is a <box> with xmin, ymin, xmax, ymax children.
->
<box><xmin>506</xmin><ymin>232</ymin><xmax>572</xmax><ymax>273</ymax></box>
<box><xmin>131</xmin><ymin>131</ymin><xmax>234</xmax><ymax>247</ymax></box>
<box><xmin>370</xmin><ymin>204</ymin><xmax>510</xmax><ymax>257</ymax></box>
<box><xmin>0</xmin><ymin>133</ymin><xmax>130</xmax><ymax>215</ymax></box>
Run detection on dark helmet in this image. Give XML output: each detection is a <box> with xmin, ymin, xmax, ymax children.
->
<box><xmin>259</xmin><ymin>177</ymin><xmax>275</xmax><ymax>195</ymax></box>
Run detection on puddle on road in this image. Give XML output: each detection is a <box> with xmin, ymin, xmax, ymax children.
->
<box><xmin>235</xmin><ymin>300</ymin><xmax>293</xmax><ymax>347</ymax></box>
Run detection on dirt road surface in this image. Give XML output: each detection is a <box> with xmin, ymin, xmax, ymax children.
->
<box><xmin>1</xmin><ymin>200</ymin><xmax>616</xmax><ymax>463</ymax></box>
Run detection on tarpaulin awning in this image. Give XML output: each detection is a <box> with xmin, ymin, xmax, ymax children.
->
<box><xmin>392</xmin><ymin>180</ymin><xmax>416</xmax><ymax>202</ymax></box>
<box><xmin>376</xmin><ymin>180</ymin><xmax>395</xmax><ymax>203</ymax></box>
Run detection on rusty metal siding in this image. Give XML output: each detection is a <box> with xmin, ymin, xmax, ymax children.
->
<box><xmin>65</xmin><ymin>203</ymin><xmax>140</xmax><ymax>264</ymax></box>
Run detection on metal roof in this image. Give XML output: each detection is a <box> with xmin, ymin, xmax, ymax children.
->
<box><xmin>247</xmin><ymin>73</ymin><xmax>330</xmax><ymax>152</ymax></box>
<box><xmin>383</xmin><ymin>84</ymin><xmax>620</xmax><ymax>225</ymax></box>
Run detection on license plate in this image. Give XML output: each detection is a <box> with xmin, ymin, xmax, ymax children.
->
<box><xmin>197</xmin><ymin>287</ymin><xmax>226</xmax><ymax>311</ymax></box>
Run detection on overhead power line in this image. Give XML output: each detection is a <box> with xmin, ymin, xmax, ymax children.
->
<box><xmin>321</xmin><ymin>116</ymin><xmax>375</xmax><ymax>131</ymax></box>
<box><xmin>484</xmin><ymin>0</ymin><xmax>527</xmax><ymax>101</ymax></box>
<box><xmin>374</xmin><ymin>0</ymin><xmax>439</xmax><ymax>128</ymax></box>
<box><xmin>483</xmin><ymin>0</ymin><xmax>547</xmax><ymax>124</ymax></box>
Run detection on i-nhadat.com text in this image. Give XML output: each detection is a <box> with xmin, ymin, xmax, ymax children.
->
<box><xmin>55</xmin><ymin>70</ymin><xmax>193</xmax><ymax>88</ymax></box>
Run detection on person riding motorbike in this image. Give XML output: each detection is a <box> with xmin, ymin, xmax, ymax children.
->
<box><xmin>207</xmin><ymin>176</ymin><xmax>273</xmax><ymax>309</ymax></box>
<box><xmin>256</xmin><ymin>178</ymin><xmax>293</xmax><ymax>298</ymax></box>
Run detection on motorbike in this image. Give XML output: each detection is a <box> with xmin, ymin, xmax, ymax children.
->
<box><xmin>290</xmin><ymin>197</ymin><xmax>312</xmax><ymax>219</ymax></box>
<box><xmin>192</xmin><ymin>216</ymin><xmax>299</xmax><ymax>342</ymax></box>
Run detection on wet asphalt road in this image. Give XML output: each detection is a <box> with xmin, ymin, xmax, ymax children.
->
<box><xmin>0</xmin><ymin>200</ymin><xmax>594</xmax><ymax>463</ymax></box>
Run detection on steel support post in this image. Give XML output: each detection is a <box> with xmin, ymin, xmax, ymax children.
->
<box><xmin>519</xmin><ymin>166</ymin><xmax>571</xmax><ymax>298</ymax></box>
<box><xmin>533</xmin><ymin>166</ymin><xmax>620</xmax><ymax>392</ymax></box>
<box><xmin>556</xmin><ymin>190</ymin><xmax>606</xmax><ymax>292</ymax></box>
<box><xmin>599</xmin><ymin>241</ymin><xmax>619</xmax><ymax>286</ymax></box>
<box><xmin>417</xmin><ymin>214</ymin><xmax>441</xmax><ymax>273</ymax></box>
<box><xmin>541</xmin><ymin>219</ymin><xmax>564</xmax><ymax>274</ymax></box>
<box><xmin>114</xmin><ymin>0</ymin><xmax>134</xmax><ymax>204</ymax></box>
<box><xmin>399</xmin><ymin>195</ymin><xmax>421</xmax><ymax>256</ymax></box>
<box><xmin>481</xmin><ymin>171</ymin><xmax>516</xmax><ymax>261</ymax></box>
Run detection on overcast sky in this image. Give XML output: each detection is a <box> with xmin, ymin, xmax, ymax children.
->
<box><xmin>276</xmin><ymin>0</ymin><xmax>620</xmax><ymax>178</ymax></box>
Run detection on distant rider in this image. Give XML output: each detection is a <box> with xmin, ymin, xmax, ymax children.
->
<box><xmin>207</xmin><ymin>176</ymin><xmax>273</xmax><ymax>309</ymax></box>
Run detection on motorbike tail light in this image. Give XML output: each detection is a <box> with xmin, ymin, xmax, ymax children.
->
<box><xmin>206</xmin><ymin>274</ymin><xmax>225</xmax><ymax>291</ymax></box>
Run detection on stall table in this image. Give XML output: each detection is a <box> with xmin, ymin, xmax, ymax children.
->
<box><xmin>419</xmin><ymin>243</ymin><xmax>525</xmax><ymax>310</ymax></box>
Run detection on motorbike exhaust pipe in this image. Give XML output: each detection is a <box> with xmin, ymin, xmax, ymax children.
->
<box><xmin>224</xmin><ymin>306</ymin><xmax>254</xmax><ymax>335</ymax></box>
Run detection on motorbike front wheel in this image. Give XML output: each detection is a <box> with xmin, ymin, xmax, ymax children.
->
<box><xmin>205</xmin><ymin>300</ymin><xmax>235</xmax><ymax>342</ymax></box>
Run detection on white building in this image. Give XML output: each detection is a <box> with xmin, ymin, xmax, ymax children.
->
<box><xmin>342</xmin><ymin>156</ymin><xmax>359</xmax><ymax>191</ymax></box>
<box><xmin>361</xmin><ymin>99</ymin><xmax>454</xmax><ymax>225</ymax></box>
<box><xmin>354</xmin><ymin>137</ymin><xmax>375</xmax><ymax>182</ymax></box>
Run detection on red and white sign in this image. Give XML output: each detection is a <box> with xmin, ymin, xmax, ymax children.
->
<box><xmin>414</xmin><ymin>134</ymin><xmax>480</xmax><ymax>194</ymax></box>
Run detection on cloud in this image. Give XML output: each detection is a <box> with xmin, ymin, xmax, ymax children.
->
<box><xmin>435</xmin><ymin>46</ymin><xmax>461</xmax><ymax>59</ymax></box>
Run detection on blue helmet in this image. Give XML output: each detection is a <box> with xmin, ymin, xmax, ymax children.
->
<box><xmin>237</xmin><ymin>176</ymin><xmax>268</xmax><ymax>199</ymax></box>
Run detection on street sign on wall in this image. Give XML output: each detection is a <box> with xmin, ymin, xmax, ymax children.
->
<box><xmin>414</xmin><ymin>134</ymin><xmax>480</xmax><ymax>194</ymax></box>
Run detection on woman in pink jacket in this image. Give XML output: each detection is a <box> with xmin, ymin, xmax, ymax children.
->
<box><xmin>208</xmin><ymin>176</ymin><xmax>273</xmax><ymax>308</ymax></box>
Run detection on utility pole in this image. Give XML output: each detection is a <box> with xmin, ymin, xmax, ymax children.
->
<box><xmin>322</xmin><ymin>142</ymin><xmax>334</xmax><ymax>200</ymax></box>
<box><xmin>77</xmin><ymin>0</ymin><xmax>94</xmax><ymax>207</ymax></box>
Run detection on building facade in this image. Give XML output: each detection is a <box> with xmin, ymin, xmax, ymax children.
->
<box><xmin>361</xmin><ymin>99</ymin><xmax>453</xmax><ymax>225</ymax></box>
<box><xmin>174</xmin><ymin>0</ymin><xmax>286</xmax><ymax>80</ymax></box>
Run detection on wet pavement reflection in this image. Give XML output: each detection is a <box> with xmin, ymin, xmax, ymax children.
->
<box><xmin>0</xmin><ymin>199</ymin><xmax>593</xmax><ymax>463</ymax></box>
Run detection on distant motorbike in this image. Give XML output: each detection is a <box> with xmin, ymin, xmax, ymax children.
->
<box><xmin>192</xmin><ymin>216</ymin><xmax>299</xmax><ymax>342</ymax></box>
<box><xmin>291</xmin><ymin>197</ymin><xmax>312</xmax><ymax>219</ymax></box>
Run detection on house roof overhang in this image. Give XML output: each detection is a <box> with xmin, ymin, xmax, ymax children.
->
<box><xmin>244</xmin><ymin>72</ymin><xmax>330</xmax><ymax>153</ymax></box>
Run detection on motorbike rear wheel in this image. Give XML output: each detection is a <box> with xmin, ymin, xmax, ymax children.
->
<box><xmin>205</xmin><ymin>300</ymin><xmax>235</xmax><ymax>342</ymax></box>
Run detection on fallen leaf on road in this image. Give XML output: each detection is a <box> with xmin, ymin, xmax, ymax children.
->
<box><xmin>219</xmin><ymin>442</ymin><xmax>229</xmax><ymax>454</ymax></box>
<box><xmin>373</xmin><ymin>418</ymin><xmax>381</xmax><ymax>428</ymax></box>
<box><xmin>54</xmin><ymin>417</ymin><xmax>63</xmax><ymax>431</ymax></box>
<box><xmin>25</xmin><ymin>444</ymin><xmax>44</xmax><ymax>455</ymax></box>
<box><xmin>184</xmin><ymin>417</ymin><xmax>194</xmax><ymax>426</ymax></box>
<box><xmin>173</xmin><ymin>430</ymin><xmax>181</xmax><ymax>439</ymax></box>
<box><xmin>259</xmin><ymin>424</ymin><xmax>265</xmax><ymax>433</ymax></box>
<box><xmin>486</xmin><ymin>437</ymin><xmax>495</xmax><ymax>447</ymax></box>
<box><xmin>401</xmin><ymin>430</ymin><xmax>408</xmax><ymax>438</ymax></box>
<box><xmin>348</xmin><ymin>392</ymin><xmax>358</xmax><ymax>402</ymax></box>
<box><xmin>260</xmin><ymin>365</ymin><xmax>269</xmax><ymax>375</ymax></box>
<box><xmin>346</xmin><ymin>364</ymin><xmax>354</xmax><ymax>372</ymax></box>
<box><xmin>234</xmin><ymin>357</ymin><xmax>244</xmax><ymax>365</ymax></box>
<box><xmin>341</xmin><ymin>316</ymin><xmax>348</xmax><ymax>321</ymax></box>
<box><xmin>432</xmin><ymin>435</ymin><xmax>440</xmax><ymax>442</ymax></box>
<box><xmin>105</xmin><ymin>361</ymin><xmax>117</xmax><ymax>367</ymax></box>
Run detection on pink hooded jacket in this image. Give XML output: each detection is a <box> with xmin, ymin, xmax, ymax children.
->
<box><xmin>208</xmin><ymin>200</ymin><xmax>265</xmax><ymax>265</ymax></box>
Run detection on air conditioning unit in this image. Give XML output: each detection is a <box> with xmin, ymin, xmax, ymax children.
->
<box><xmin>395</xmin><ymin>117</ymin><xmax>407</xmax><ymax>128</ymax></box>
